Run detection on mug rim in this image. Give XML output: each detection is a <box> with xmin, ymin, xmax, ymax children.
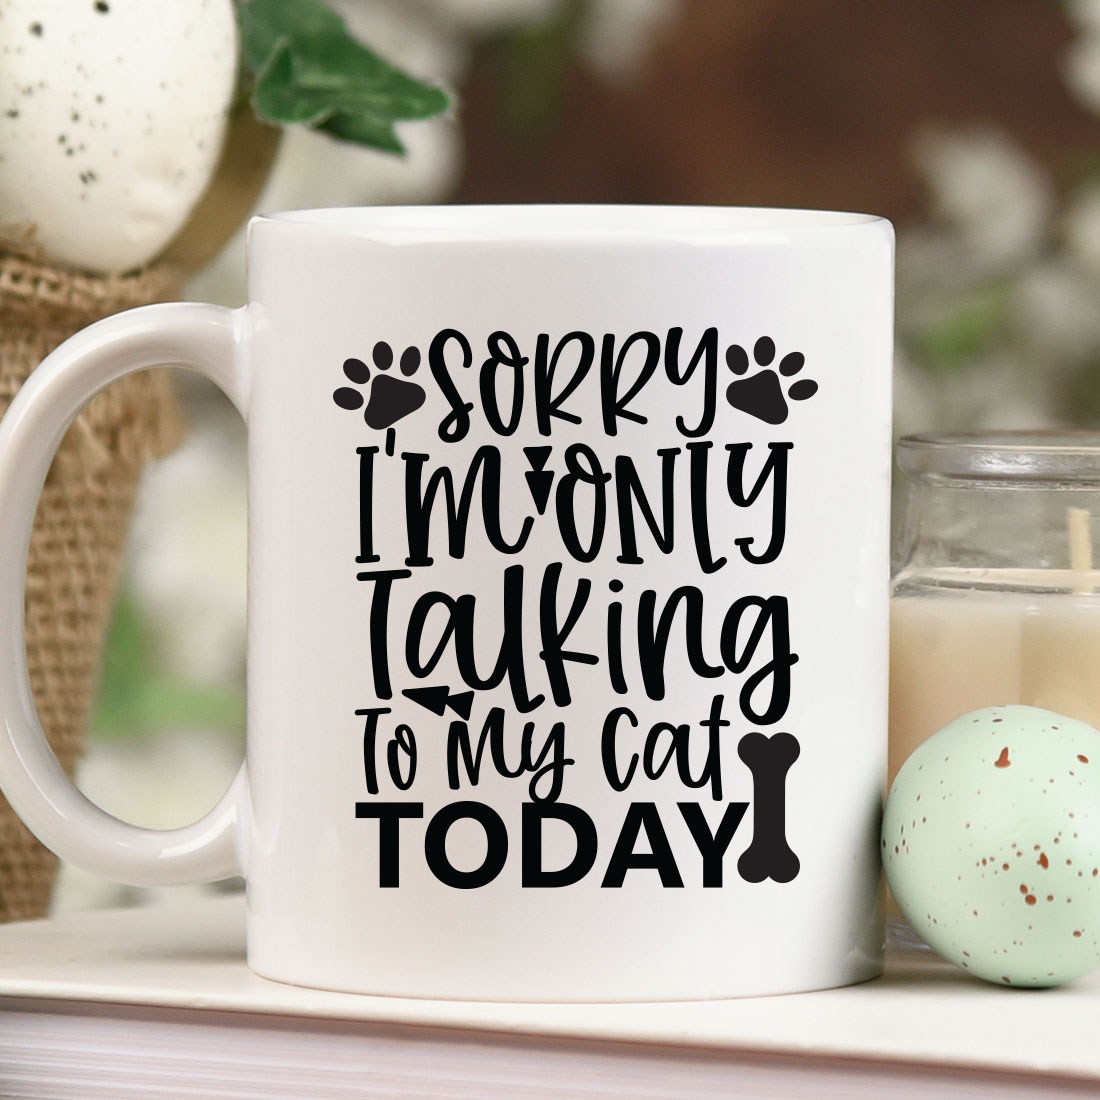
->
<box><xmin>249</xmin><ymin>203</ymin><xmax>889</xmax><ymax>243</ymax></box>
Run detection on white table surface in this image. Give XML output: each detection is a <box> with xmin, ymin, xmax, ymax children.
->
<box><xmin>0</xmin><ymin>896</ymin><xmax>1096</xmax><ymax>1080</ymax></box>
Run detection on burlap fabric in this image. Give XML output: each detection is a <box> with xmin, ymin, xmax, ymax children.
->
<box><xmin>0</xmin><ymin>252</ymin><xmax>185</xmax><ymax>921</ymax></box>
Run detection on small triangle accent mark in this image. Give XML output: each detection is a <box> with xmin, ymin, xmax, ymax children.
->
<box><xmin>402</xmin><ymin>685</ymin><xmax>475</xmax><ymax>719</ymax></box>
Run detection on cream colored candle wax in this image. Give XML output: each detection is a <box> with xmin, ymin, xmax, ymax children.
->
<box><xmin>889</xmin><ymin>575</ymin><xmax>1100</xmax><ymax>787</ymax></box>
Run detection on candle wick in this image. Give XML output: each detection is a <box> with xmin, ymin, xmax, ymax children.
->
<box><xmin>1068</xmin><ymin>506</ymin><xmax>1093</xmax><ymax>594</ymax></box>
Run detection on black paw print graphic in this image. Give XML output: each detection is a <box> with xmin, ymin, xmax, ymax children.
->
<box><xmin>332</xmin><ymin>341</ymin><xmax>426</xmax><ymax>429</ymax></box>
<box><xmin>724</xmin><ymin>337</ymin><xmax>818</xmax><ymax>426</ymax></box>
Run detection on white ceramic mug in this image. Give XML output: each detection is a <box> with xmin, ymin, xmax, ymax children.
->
<box><xmin>0</xmin><ymin>206</ymin><xmax>893</xmax><ymax>1000</ymax></box>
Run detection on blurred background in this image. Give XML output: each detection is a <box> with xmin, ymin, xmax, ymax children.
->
<box><xmin>55</xmin><ymin>0</ymin><xmax>1100</xmax><ymax>909</ymax></box>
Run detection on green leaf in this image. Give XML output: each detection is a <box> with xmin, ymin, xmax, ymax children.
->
<box><xmin>237</xmin><ymin>0</ymin><xmax>450</xmax><ymax>155</ymax></box>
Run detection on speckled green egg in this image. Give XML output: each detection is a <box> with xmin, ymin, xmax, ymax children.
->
<box><xmin>883</xmin><ymin>705</ymin><xmax>1100</xmax><ymax>987</ymax></box>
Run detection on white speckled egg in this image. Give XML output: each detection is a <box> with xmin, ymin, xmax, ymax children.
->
<box><xmin>0</xmin><ymin>0</ymin><xmax>237</xmax><ymax>274</ymax></box>
<box><xmin>884</xmin><ymin>705</ymin><xmax>1100</xmax><ymax>987</ymax></box>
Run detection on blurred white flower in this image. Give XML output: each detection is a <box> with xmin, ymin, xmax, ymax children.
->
<box><xmin>893</xmin><ymin>4</ymin><xmax>1100</xmax><ymax>434</ymax></box>
<box><xmin>1012</xmin><ymin>259</ymin><xmax>1100</xmax><ymax>364</ymax></box>
<box><xmin>1065</xmin><ymin>0</ymin><xmax>1100</xmax><ymax>111</ymax></box>
<box><xmin>1066</xmin><ymin>0</ymin><xmax>1100</xmax><ymax>30</ymax></box>
<box><xmin>894</xmin><ymin>127</ymin><xmax>1069</xmax><ymax>430</ymax></box>
<box><xmin>912</xmin><ymin>129</ymin><xmax>1052</xmax><ymax>276</ymax></box>
<box><xmin>1063</xmin><ymin>185</ymin><xmax>1100</xmax><ymax>275</ymax></box>
<box><xmin>579</xmin><ymin>0</ymin><xmax>679</xmax><ymax>81</ymax></box>
<box><xmin>126</xmin><ymin>415</ymin><xmax>247</xmax><ymax>687</ymax></box>
<box><xmin>1064</xmin><ymin>36</ymin><xmax>1100</xmax><ymax>112</ymax></box>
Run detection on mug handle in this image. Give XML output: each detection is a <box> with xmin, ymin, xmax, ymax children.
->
<box><xmin>0</xmin><ymin>301</ymin><xmax>247</xmax><ymax>886</ymax></box>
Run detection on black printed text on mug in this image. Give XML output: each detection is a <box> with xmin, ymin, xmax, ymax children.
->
<box><xmin>333</xmin><ymin>327</ymin><xmax>818</xmax><ymax>889</ymax></box>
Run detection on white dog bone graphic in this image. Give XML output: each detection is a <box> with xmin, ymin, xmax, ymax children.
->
<box><xmin>736</xmin><ymin>731</ymin><xmax>801</xmax><ymax>883</ymax></box>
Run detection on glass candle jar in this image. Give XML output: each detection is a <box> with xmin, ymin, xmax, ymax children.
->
<box><xmin>889</xmin><ymin>431</ymin><xmax>1100</xmax><ymax>786</ymax></box>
